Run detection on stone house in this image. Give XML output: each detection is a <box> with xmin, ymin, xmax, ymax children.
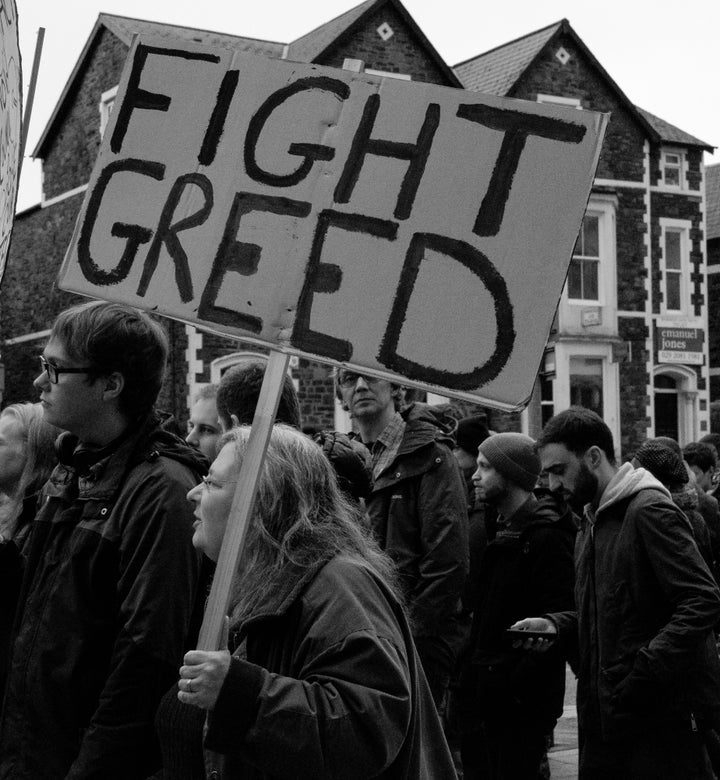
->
<box><xmin>2</xmin><ymin>2</ymin><xmax>713</xmax><ymax>454</ymax></box>
<box><xmin>455</xmin><ymin>19</ymin><xmax>714</xmax><ymax>455</ymax></box>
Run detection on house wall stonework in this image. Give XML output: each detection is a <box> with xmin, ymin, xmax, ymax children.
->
<box><xmin>616</xmin><ymin>189</ymin><xmax>649</xmax><ymax>311</ymax></box>
<box><xmin>42</xmin><ymin>29</ymin><xmax>128</xmax><ymax>201</ymax></box>
<box><xmin>618</xmin><ymin>317</ymin><xmax>650</xmax><ymax>456</ymax></box>
<box><xmin>649</xmin><ymin>192</ymin><xmax>705</xmax><ymax>316</ymax></box>
<box><xmin>319</xmin><ymin>5</ymin><xmax>450</xmax><ymax>85</ymax></box>
<box><xmin>2</xmin><ymin>197</ymin><xmax>86</xmax><ymax>404</ymax></box>
<box><xmin>509</xmin><ymin>34</ymin><xmax>647</xmax><ymax>183</ymax></box>
<box><xmin>0</xmin><ymin>9</ymin><xmax>710</xmax><ymax>446</ymax></box>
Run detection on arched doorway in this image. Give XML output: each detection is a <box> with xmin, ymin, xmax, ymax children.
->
<box><xmin>652</xmin><ymin>366</ymin><xmax>697</xmax><ymax>446</ymax></box>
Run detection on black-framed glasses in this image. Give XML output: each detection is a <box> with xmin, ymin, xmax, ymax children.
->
<box><xmin>38</xmin><ymin>355</ymin><xmax>93</xmax><ymax>384</ymax></box>
<box><xmin>337</xmin><ymin>371</ymin><xmax>383</xmax><ymax>388</ymax></box>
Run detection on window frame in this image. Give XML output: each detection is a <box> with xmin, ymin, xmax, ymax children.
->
<box><xmin>99</xmin><ymin>85</ymin><xmax>118</xmax><ymax>138</ymax></box>
<box><xmin>660</xmin><ymin>147</ymin><xmax>685</xmax><ymax>190</ymax></box>
<box><xmin>659</xmin><ymin>218</ymin><xmax>691</xmax><ymax>317</ymax></box>
<box><xmin>567</xmin><ymin>213</ymin><xmax>601</xmax><ymax>303</ymax></box>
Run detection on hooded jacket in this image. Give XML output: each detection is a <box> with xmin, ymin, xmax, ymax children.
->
<box><xmin>365</xmin><ymin>403</ymin><xmax>469</xmax><ymax>670</ymax></box>
<box><xmin>0</xmin><ymin>412</ymin><xmax>206</xmax><ymax>780</ymax></box>
<box><xmin>464</xmin><ymin>489</ymin><xmax>576</xmax><ymax>731</ymax></box>
<box><xmin>551</xmin><ymin>463</ymin><xmax>720</xmax><ymax>743</ymax></box>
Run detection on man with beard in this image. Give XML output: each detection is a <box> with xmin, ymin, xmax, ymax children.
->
<box><xmin>513</xmin><ymin>407</ymin><xmax>720</xmax><ymax>779</ymax></box>
<box><xmin>460</xmin><ymin>432</ymin><xmax>575</xmax><ymax>779</ymax></box>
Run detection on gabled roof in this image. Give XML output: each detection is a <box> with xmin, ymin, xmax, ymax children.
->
<box><xmin>100</xmin><ymin>14</ymin><xmax>284</xmax><ymax>57</ymax></box>
<box><xmin>453</xmin><ymin>18</ymin><xmax>711</xmax><ymax>151</ymax></box>
<box><xmin>33</xmin><ymin>0</ymin><xmax>460</xmax><ymax>160</ymax></box>
<box><xmin>636</xmin><ymin>107</ymin><xmax>713</xmax><ymax>151</ymax></box>
<box><xmin>707</xmin><ymin>163</ymin><xmax>720</xmax><ymax>241</ymax></box>
<box><xmin>33</xmin><ymin>14</ymin><xmax>284</xmax><ymax>158</ymax></box>
<box><xmin>453</xmin><ymin>21</ymin><xmax>560</xmax><ymax>97</ymax></box>
<box><xmin>286</xmin><ymin>0</ymin><xmax>461</xmax><ymax>86</ymax></box>
<box><xmin>287</xmin><ymin>0</ymin><xmax>377</xmax><ymax>62</ymax></box>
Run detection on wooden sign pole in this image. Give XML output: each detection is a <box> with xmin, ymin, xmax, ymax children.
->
<box><xmin>197</xmin><ymin>348</ymin><xmax>291</xmax><ymax>650</ymax></box>
<box><xmin>18</xmin><ymin>27</ymin><xmax>45</xmax><ymax>179</ymax></box>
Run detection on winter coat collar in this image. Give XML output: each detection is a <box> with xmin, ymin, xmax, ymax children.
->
<box><xmin>48</xmin><ymin>411</ymin><xmax>207</xmax><ymax>502</ymax></box>
<box><xmin>234</xmin><ymin>553</ymin><xmax>337</xmax><ymax>641</ymax></box>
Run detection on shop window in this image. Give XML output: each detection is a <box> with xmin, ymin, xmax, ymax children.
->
<box><xmin>540</xmin><ymin>374</ymin><xmax>554</xmax><ymax>428</ymax></box>
<box><xmin>569</xmin><ymin>357</ymin><xmax>603</xmax><ymax>417</ymax></box>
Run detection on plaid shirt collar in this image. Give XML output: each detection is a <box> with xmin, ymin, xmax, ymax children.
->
<box><xmin>370</xmin><ymin>412</ymin><xmax>406</xmax><ymax>480</ymax></box>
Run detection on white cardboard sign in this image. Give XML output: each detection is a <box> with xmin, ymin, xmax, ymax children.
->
<box><xmin>59</xmin><ymin>36</ymin><xmax>607</xmax><ymax>409</ymax></box>
<box><xmin>0</xmin><ymin>0</ymin><xmax>22</xmax><ymax>284</ymax></box>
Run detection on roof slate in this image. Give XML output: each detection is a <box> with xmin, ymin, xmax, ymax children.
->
<box><xmin>100</xmin><ymin>14</ymin><xmax>285</xmax><ymax>58</ymax></box>
<box><xmin>707</xmin><ymin>164</ymin><xmax>720</xmax><ymax>240</ymax></box>
<box><xmin>453</xmin><ymin>22</ymin><xmax>561</xmax><ymax>96</ymax></box>
<box><xmin>286</xmin><ymin>0</ymin><xmax>377</xmax><ymax>62</ymax></box>
<box><xmin>636</xmin><ymin>106</ymin><xmax>712</xmax><ymax>150</ymax></box>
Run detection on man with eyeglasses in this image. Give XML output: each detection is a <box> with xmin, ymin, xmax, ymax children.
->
<box><xmin>0</xmin><ymin>301</ymin><xmax>206</xmax><ymax>780</ymax></box>
<box><xmin>336</xmin><ymin>368</ymin><xmax>468</xmax><ymax>711</ymax></box>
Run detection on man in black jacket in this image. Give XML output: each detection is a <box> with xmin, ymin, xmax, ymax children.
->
<box><xmin>336</xmin><ymin>368</ymin><xmax>468</xmax><ymax>709</ymax></box>
<box><xmin>516</xmin><ymin>407</ymin><xmax>720</xmax><ymax>779</ymax></box>
<box><xmin>0</xmin><ymin>301</ymin><xmax>206</xmax><ymax>780</ymax></box>
<box><xmin>462</xmin><ymin>432</ymin><xmax>575</xmax><ymax>779</ymax></box>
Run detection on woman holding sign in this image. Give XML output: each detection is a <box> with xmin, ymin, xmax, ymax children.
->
<box><xmin>154</xmin><ymin>424</ymin><xmax>454</xmax><ymax>779</ymax></box>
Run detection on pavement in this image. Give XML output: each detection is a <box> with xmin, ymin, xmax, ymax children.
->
<box><xmin>547</xmin><ymin>665</ymin><xmax>579</xmax><ymax>779</ymax></box>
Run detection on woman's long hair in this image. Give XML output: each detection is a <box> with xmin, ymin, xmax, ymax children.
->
<box><xmin>223</xmin><ymin>425</ymin><xmax>399</xmax><ymax>626</ymax></box>
<box><xmin>0</xmin><ymin>403</ymin><xmax>60</xmax><ymax>539</ymax></box>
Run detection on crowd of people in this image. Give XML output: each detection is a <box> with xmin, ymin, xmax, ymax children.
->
<box><xmin>1</xmin><ymin>299</ymin><xmax>720</xmax><ymax>779</ymax></box>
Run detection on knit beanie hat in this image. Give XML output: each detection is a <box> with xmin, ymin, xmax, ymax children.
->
<box><xmin>633</xmin><ymin>440</ymin><xmax>688</xmax><ymax>487</ymax></box>
<box><xmin>455</xmin><ymin>414</ymin><xmax>491</xmax><ymax>458</ymax></box>
<box><xmin>478</xmin><ymin>432</ymin><xmax>541</xmax><ymax>491</ymax></box>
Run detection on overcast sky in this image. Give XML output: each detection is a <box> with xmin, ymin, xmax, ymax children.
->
<box><xmin>14</xmin><ymin>0</ymin><xmax>719</xmax><ymax>211</ymax></box>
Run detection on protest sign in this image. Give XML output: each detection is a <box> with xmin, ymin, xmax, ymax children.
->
<box><xmin>59</xmin><ymin>35</ymin><xmax>607</xmax><ymax>410</ymax></box>
<box><xmin>0</xmin><ymin>0</ymin><xmax>22</xmax><ymax>285</ymax></box>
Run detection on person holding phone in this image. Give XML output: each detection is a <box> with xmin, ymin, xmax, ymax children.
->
<box><xmin>460</xmin><ymin>432</ymin><xmax>576</xmax><ymax>779</ymax></box>
<box><xmin>517</xmin><ymin>408</ymin><xmax>720</xmax><ymax>779</ymax></box>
